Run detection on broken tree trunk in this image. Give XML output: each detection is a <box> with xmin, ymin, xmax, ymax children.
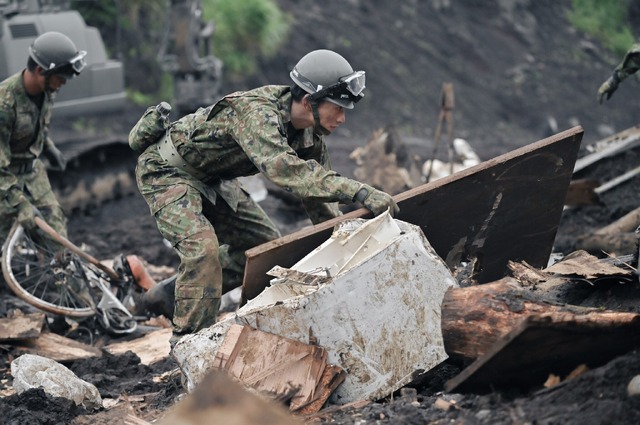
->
<box><xmin>445</xmin><ymin>310</ymin><xmax>640</xmax><ymax>394</ymax></box>
<box><xmin>441</xmin><ymin>278</ymin><xmax>597</xmax><ymax>364</ymax></box>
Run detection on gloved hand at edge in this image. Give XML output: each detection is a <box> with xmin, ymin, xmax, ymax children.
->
<box><xmin>17</xmin><ymin>201</ymin><xmax>39</xmax><ymax>230</ymax></box>
<box><xmin>354</xmin><ymin>184</ymin><xmax>400</xmax><ymax>217</ymax></box>
<box><xmin>597</xmin><ymin>72</ymin><xmax>620</xmax><ymax>104</ymax></box>
<box><xmin>43</xmin><ymin>145</ymin><xmax>67</xmax><ymax>171</ymax></box>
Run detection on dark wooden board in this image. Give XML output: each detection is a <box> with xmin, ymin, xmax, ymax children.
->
<box><xmin>242</xmin><ymin>126</ymin><xmax>584</xmax><ymax>303</ymax></box>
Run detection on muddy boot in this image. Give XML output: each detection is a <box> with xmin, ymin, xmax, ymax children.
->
<box><xmin>143</xmin><ymin>275</ymin><xmax>176</xmax><ymax>319</ymax></box>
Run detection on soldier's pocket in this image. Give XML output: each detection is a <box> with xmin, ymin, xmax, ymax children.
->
<box><xmin>175</xmin><ymin>284</ymin><xmax>204</xmax><ymax>299</ymax></box>
<box><xmin>25</xmin><ymin>164</ymin><xmax>55</xmax><ymax>203</ymax></box>
<box><xmin>150</xmin><ymin>184</ymin><xmax>188</xmax><ymax>215</ymax></box>
<box><xmin>152</xmin><ymin>185</ymin><xmax>207</xmax><ymax>247</ymax></box>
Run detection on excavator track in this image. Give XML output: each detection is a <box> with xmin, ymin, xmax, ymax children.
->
<box><xmin>48</xmin><ymin>137</ymin><xmax>139</xmax><ymax>214</ymax></box>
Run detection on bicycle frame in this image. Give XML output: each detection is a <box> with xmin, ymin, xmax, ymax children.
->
<box><xmin>2</xmin><ymin>219</ymin><xmax>138</xmax><ymax>334</ymax></box>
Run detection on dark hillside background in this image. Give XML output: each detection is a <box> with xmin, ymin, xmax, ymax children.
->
<box><xmin>227</xmin><ymin>0</ymin><xmax>640</xmax><ymax>159</ymax></box>
<box><xmin>77</xmin><ymin>0</ymin><xmax>640</xmax><ymax>160</ymax></box>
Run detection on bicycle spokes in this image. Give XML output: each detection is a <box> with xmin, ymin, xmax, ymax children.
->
<box><xmin>3</xmin><ymin>222</ymin><xmax>140</xmax><ymax>335</ymax></box>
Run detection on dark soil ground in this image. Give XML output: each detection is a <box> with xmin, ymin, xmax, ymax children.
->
<box><xmin>3</xmin><ymin>0</ymin><xmax>640</xmax><ymax>423</ymax></box>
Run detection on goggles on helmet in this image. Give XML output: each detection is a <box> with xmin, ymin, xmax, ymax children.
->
<box><xmin>69</xmin><ymin>51</ymin><xmax>88</xmax><ymax>74</ymax></box>
<box><xmin>43</xmin><ymin>50</ymin><xmax>87</xmax><ymax>78</ymax></box>
<box><xmin>309</xmin><ymin>70</ymin><xmax>366</xmax><ymax>105</ymax></box>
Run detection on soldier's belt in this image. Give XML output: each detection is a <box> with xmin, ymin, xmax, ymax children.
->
<box><xmin>157</xmin><ymin>131</ymin><xmax>207</xmax><ymax>180</ymax></box>
<box><xmin>8</xmin><ymin>158</ymin><xmax>36</xmax><ymax>175</ymax></box>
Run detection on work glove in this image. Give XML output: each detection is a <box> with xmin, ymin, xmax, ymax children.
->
<box><xmin>17</xmin><ymin>202</ymin><xmax>38</xmax><ymax>230</ymax></box>
<box><xmin>354</xmin><ymin>184</ymin><xmax>400</xmax><ymax>217</ymax></box>
<box><xmin>597</xmin><ymin>72</ymin><xmax>620</xmax><ymax>104</ymax></box>
<box><xmin>43</xmin><ymin>145</ymin><xmax>67</xmax><ymax>171</ymax></box>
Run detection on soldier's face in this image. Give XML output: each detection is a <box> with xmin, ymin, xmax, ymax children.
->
<box><xmin>317</xmin><ymin>101</ymin><xmax>346</xmax><ymax>134</ymax></box>
<box><xmin>35</xmin><ymin>68</ymin><xmax>67</xmax><ymax>93</ymax></box>
<box><xmin>45</xmin><ymin>74</ymin><xmax>67</xmax><ymax>93</ymax></box>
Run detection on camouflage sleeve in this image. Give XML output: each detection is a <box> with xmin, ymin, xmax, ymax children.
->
<box><xmin>300</xmin><ymin>139</ymin><xmax>342</xmax><ymax>223</ymax></box>
<box><xmin>234</xmin><ymin>104</ymin><xmax>363</xmax><ymax>204</ymax></box>
<box><xmin>614</xmin><ymin>43</ymin><xmax>640</xmax><ymax>81</ymax></box>
<box><xmin>0</xmin><ymin>96</ymin><xmax>26</xmax><ymax>207</ymax></box>
<box><xmin>43</xmin><ymin>99</ymin><xmax>55</xmax><ymax>152</ymax></box>
<box><xmin>302</xmin><ymin>199</ymin><xmax>342</xmax><ymax>224</ymax></box>
<box><xmin>44</xmin><ymin>136</ymin><xmax>56</xmax><ymax>152</ymax></box>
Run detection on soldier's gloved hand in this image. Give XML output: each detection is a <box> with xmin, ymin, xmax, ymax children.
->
<box><xmin>354</xmin><ymin>184</ymin><xmax>400</xmax><ymax>217</ymax></box>
<box><xmin>17</xmin><ymin>202</ymin><xmax>38</xmax><ymax>230</ymax></box>
<box><xmin>44</xmin><ymin>146</ymin><xmax>67</xmax><ymax>171</ymax></box>
<box><xmin>598</xmin><ymin>73</ymin><xmax>620</xmax><ymax>104</ymax></box>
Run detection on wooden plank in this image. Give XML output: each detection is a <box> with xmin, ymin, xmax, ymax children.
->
<box><xmin>13</xmin><ymin>331</ymin><xmax>101</xmax><ymax>362</ymax></box>
<box><xmin>221</xmin><ymin>325</ymin><xmax>337</xmax><ymax>412</ymax></box>
<box><xmin>104</xmin><ymin>328</ymin><xmax>172</xmax><ymax>365</ymax></box>
<box><xmin>444</xmin><ymin>311</ymin><xmax>640</xmax><ymax>394</ymax></box>
<box><xmin>573</xmin><ymin>125</ymin><xmax>640</xmax><ymax>173</ymax></box>
<box><xmin>0</xmin><ymin>312</ymin><xmax>45</xmax><ymax>341</ymax></box>
<box><xmin>242</xmin><ymin>126</ymin><xmax>584</xmax><ymax>303</ymax></box>
<box><xmin>213</xmin><ymin>323</ymin><xmax>244</xmax><ymax>368</ymax></box>
<box><xmin>294</xmin><ymin>364</ymin><xmax>346</xmax><ymax>415</ymax></box>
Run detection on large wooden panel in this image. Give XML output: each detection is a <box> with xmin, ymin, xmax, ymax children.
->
<box><xmin>242</xmin><ymin>126</ymin><xmax>584</xmax><ymax>303</ymax></box>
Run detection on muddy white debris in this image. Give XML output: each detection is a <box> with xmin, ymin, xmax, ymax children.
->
<box><xmin>11</xmin><ymin>354</ymin><xmax>103</xmax><ymax>410</ymax></box>
<box><xmin>173</xmin><ymin>212</ymin><xmax>458</xmax><ymax>403</ymax></box>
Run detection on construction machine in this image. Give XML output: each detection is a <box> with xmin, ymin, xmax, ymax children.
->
<box><xmin>158</xmin><ymin>0</ymin><xmax>223</xmax><ymax>115</ymax></box>
<box><xmin>0</xmin><ymin>0</ymin><xmax>126</xmax><ymax>117</ymax></box>
<box><xmin>0</xmin><ymin>0</ymin><xmax>223</xmax><ymax>212</ymax></box>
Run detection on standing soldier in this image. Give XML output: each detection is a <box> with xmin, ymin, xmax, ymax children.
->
<box><xmin>131</xmin><ymin>49</ymin><xmax>399</xmax><ymax>342</ymax></box>
<box><xmin>0</xmin><ymin>31</ymin><xmax>87</xmax><ymax>241</ymax></box>
<box><xmin>597</xmin><ymin>43</ymin><xmax>640</xmax><ymax>103</ymax></box>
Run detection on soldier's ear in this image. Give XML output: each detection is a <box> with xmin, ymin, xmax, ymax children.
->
<box><xmin>303</xmin><ymin>95</ymin><xmax>312</xmax><ymax>111</ymax></box>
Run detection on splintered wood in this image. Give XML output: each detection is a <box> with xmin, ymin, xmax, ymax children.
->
<box><xmin>0</xmin><ymin>312</ymin><xmax>45</xmax><ymax>341</ymax></box>
<box><xmin>105</xmin><ymin>328</ymin><xmax>172</xmax><ymax>365</ymax></box>
<box><xmin>212</xmin><ymin>324</ymin><xmax>345</xmax><ymax>414</ymax></box>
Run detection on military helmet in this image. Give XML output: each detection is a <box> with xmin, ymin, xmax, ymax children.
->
<box><xmin>29</xmin><ymin>31</ymin><xmax>87</xmax><ymax>79</ymax></box>
<box><xmin>290</xmin><ymin>49</ymin><xmax>365</xmax><ymax>109</ymax></box>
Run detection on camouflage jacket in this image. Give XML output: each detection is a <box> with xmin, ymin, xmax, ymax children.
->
<box><xmin>137</xmin><ymin>85</ymin><xmax>365</xmax><ymax>223</ymax></box>
<box><xmin>613</xmin><ymin>43</ymin><xmax>640</xmax><ymax>81</ymax></box>
<box><xmin>0</xmin><ymin>71</ymin><xmax>57</xmax><ymax>207</ymax></box>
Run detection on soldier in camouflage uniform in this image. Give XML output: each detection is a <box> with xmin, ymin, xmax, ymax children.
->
<box><xmin>132</xmin><ymin>49</ymin><xmax>399</xmax><ymax>338</ymax></box>
<box><xmin>598</xmin><ymin>43</ymin><xmax>640</xmax><ymax>103</ymax></box>
<box><xmin>0</xmin><ymin>32</ymin><xmax>87</xmax><ymax>242</ymax></box>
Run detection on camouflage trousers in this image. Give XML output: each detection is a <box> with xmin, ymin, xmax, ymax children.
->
<box><xmin>0</xmin><ymin>160</ymin><xmax>67</xmax><ymax>244</ymax></box>
<box><xmin>144</xmin><ymin>182</ymin><xmax>280</xmax><ymax>334</ymax></box>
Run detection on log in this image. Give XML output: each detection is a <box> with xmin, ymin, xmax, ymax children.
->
<box><xmin>576</xmin><ymin>232</ymin><xmax>638</xmax><ymax>256</ymax></box>
<box><xmin>445</xmin><ymin>310</ymin><xmax>640</xmax><ymax>393</ymax></box>
<box><xmin>441</xmin><ymin>278</ymin><xmax>594</xmax><ymax>363</ymax></box>
<box><xmin>595</xmin><ymin>206</ymin><xmax>640</xmax><ymax>235</ymax></box>
<box><xmin>575</xmin><ymin>206</ymin><xmax>640</xmax><ymax>255</ymax></box>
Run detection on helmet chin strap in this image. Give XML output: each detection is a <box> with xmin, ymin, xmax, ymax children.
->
<box><xmin>308</xmin><ymin>96</ymin><xmax>331</xmax><ymax>136</ymax></box>
<box><xmin>43</xmin><ymin>75</ymin><xmax>58</xmax><ymax>94</ymax></box>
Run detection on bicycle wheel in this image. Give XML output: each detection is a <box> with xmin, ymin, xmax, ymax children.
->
<box><xmin>1</xmin><ymin>221</ymin><xmax>96</xmax><ymax>317</ymax></box>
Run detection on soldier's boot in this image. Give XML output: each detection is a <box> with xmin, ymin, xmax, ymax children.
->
<box><xmin>143</xmin><ymin>275</ymin><xmax>176</xmax><ymax>319</ymax></box>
